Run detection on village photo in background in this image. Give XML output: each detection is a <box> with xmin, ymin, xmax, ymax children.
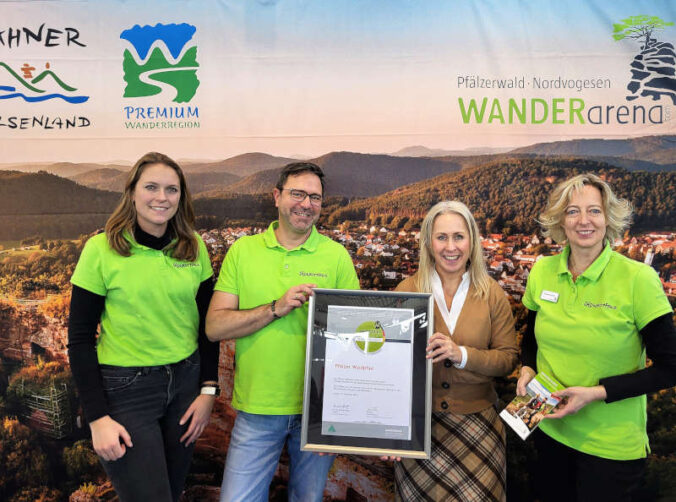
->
<box><xmin>0</xmin><ymin>1</ymin><xmax>675</xmax><ymax>500</ymax></box>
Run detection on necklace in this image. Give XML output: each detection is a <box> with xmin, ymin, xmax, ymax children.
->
<box><xmin>567</xmin><ymin>255</ymin><xmax>583</xmax><ymax>280</ymax></box>
<box><xmin>568</xmin><ymin>254</ymin><xmax>592</xmax><ymax>281</ymax></box>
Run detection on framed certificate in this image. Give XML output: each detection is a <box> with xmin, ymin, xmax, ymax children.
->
<box><xmin>301</xmin><ymin>288</ymin><xmax>433</xmax><ymax>459</ymax></box>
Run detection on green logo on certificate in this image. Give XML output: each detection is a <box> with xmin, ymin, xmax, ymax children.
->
<box><xmin>354</xmin><ymin>321</ymin><xmax>385</xmax><ymax>354</ymax></box>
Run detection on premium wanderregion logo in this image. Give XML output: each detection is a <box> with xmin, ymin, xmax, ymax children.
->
<box><xmin>120</xmin><ymin>22</ymin><xmax>200</xmax><ymax>130</ymax></box>
<box><xmin>0</xmin><ymin>23</ymin><xmax>90</xmax><ymax>130</ymax></box>
<box><xmin>456</xmin><ymin>14</ymin><xmax>674</xmax><ymax>126</ymax></box>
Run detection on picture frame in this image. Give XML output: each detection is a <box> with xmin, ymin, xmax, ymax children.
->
<box><xmin>301</xmin><ymin>288</ymin><xmax>433</xmax><ymax>459</ymax></box>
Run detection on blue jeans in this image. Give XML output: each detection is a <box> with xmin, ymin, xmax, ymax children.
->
<box><xmin>98</xmin><ymin>351</ymin><xmax>200</xmax><ymax>502</ymax></box>
<box><xmin>220</xmin><ymin>411</ymin><xmax>335</xmax><ymax>502</ymax></box>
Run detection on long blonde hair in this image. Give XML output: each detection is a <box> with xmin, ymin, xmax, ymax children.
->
<box><xmin>105</xmin><ymin>152</ymin><xmax>198</xmax><ymax>261</ymax></box>
<box><xmin>416</xmin><ymin>201</ymin><xmax>490</xmax><ymax>299</ymax></box>
<box><xmin>539</xmin><ymin>173</ymin><xmax>632</xmax><ymax>245</ymax></box>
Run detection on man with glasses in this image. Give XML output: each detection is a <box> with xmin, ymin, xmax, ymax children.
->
<box><xmin>206</xmin><ymin>162</ymin><xmax>359</xmax><ymax>502</ymax></box>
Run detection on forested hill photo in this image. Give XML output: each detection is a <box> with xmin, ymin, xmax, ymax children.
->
<box><xmin>508</xmin><ymin>134</ymin><xmax>676</xmax><ymax>164</ymax></box>
<box><xmin>217</xmin><ymin>141</ymin><xmax>675</xmax><ymax>198</ymax></box>
<box><xmin>193</xmin><ymin>193</ymin><xmax>278</xmax><ymax>229</ymax></box>
<box><xmin>180</xmin><ymin>152</ymin><xmax>297</xmax><ymax>176</ymax></box>
<box><xmin>0</xmin><ymin>162</ymin><xmax>129</xmax><ymax>177</ymax></box>
<box><xmin>323</xmin><ymin>158</ymin><xmax>676</xmax><ymax>235</ymax></box>
<box><xmin>390</xmin><ymin>135</ymin><xmax>676</xmax><ymax>162</ymax></box>
<box><xmin>69</xmin><ymin>169</ymin><xmax>242</xmax><ymax>195</ymax></box>
<box><xmin>0</xmin><ymin>171</ymin><xmax>120</xmax><ymax>240</ymax></box>
<box><xmin>3</xmin><ymin>156</ymin><xmax>675</xmax><ymax>241</ymax></box>
<box><xmin>209</xmin><ymin>135</ymin><xmax>676</xmax><ymax>198</ymax></box>
<box><xmin>68</xmin><ymin>168</ymin><xmax>126</xmax><ymax>191</ymax></box>
<box><xmin>225</xmin><ymin>151</ymin><xmax>461</xmax><ymax>197</ymax></box>
<box><xmin>0</xmin><ymin>171</ymin><xmax>119</xmax><ymax>215</ymax></box>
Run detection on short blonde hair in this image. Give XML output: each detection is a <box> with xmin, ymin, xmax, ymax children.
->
<box><xmin>539</xmin><ymin>173</ymin><xmax>632</xmax><ymax>244</ymax></box>
<box><xmin>416</xmin><ymin>201</ymin><xmax>490</xmax><ymax>299</ymax></box>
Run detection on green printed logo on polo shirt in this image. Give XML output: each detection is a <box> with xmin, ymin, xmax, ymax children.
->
<box><xmin>583</xmin><ymin>301</ymin><xmax>617</xmax><ymax>310</ymax></box>
<box><xmin>354</xmin><ymin>320</ymin><xmax>385</xmax><ymax>354</ymax></box>
<box><xmin>299</xmin><ymin>270</ymin><xmax>328</xmax><ymax>279</ymax></box>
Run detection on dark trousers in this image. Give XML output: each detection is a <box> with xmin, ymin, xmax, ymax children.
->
<box><xmin>98</xmin><ymin>351</ymin><xmax>200</xmax><ymax>502</ymax></box>
<box><xmin>533</xmin><ymin>430</ymin><xmax>646</xmax><ymax>502</ymax></box>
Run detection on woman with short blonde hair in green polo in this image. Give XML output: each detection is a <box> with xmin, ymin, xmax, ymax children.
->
<box><xmin>68</xmin><ymin>152</ymin><xmax>220</xmax><ymax>502</ymax></box>
<box><xmin>518</xmin><ymin>173</ymin><xmax>676</xmax><ymax>502</ymax></box>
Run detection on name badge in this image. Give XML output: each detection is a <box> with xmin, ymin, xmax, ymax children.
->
<box><xmin>540</xmin><ymin>290</ymin><xmax>559</xmax><ymax>303</ymax></box>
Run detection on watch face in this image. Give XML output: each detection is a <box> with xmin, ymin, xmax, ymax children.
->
<box><xmin>201</xmin><ymin>386</ymin><xmax>219</xmax><ymax>396</ymax></box>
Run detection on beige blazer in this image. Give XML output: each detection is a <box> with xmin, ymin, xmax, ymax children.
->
<box><xmin>396</xmin><ymin>272</ymin><xmax>518</xmax><ymax>414</ymax></box>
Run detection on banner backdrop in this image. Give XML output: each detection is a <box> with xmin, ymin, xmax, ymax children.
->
<box><xmin>2</xmin><ymin>0</ymin><xmax>674</xmax><ymax>161</ymax></box>
<box><xmin>0</xmin><ymin>1</ymin><xmax>674</xmax><ymax>501</ymax></box>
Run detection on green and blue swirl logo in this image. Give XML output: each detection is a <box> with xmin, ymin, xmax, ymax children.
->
<box><xmin>120</xmin><ymin>23</ymin><xmax>200</xmax><ymax>103</ymax></box>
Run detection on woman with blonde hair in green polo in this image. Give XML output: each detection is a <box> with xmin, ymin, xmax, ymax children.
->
<box><xmin>518</xmin><ymin>173</ymin><xmax>676</xmax><ymax>501</ymax></box>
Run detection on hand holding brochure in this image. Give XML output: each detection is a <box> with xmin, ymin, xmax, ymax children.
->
<box><xmin>500</xmin><ymin>372</ymin><xmax>565</xmax><ymax>440</ymax></box>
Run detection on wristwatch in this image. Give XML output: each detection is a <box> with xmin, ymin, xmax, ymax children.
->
<box><xmin>200</xmin><ymin>385</ymin><xmax>220</xmax><ymax>396</ymax></box>
<box><xmin>270</xmin><ymin>300</ymin><xmax>281</xmax><ymax>320</ymax></box>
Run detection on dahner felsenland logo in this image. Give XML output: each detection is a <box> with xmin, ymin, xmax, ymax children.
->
<box><xmin>0</xmin><ymin>61</ymin><xmax>88</xmax><ymax>104</ymax></box>
<box><xmin>0</xmin><ymin>23</ymin><xmax>90</xmax><ymax>130</ymax></box>
<box><xmin>613</xmin><ymin>15</ymin><xmax>676</xmax><ymax>104</ymax></box>
<box><xmin>120</xmin><ymin>22</ymin><xmax>200</xmax><ymax>130</ymax></box>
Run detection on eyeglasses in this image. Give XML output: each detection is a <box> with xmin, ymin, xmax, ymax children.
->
<box><xmin>281</xmin><ymin>188</ymin><xmax>323</xmax><ymax>206</ymax></box>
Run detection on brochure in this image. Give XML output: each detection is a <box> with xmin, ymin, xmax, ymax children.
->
<box><xmin>500</xmin><ymin>372</ymin><xmax>565</xmax><ymax>440</ymax></box>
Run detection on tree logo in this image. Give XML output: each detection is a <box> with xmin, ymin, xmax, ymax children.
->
<box><xmin>354</xmin><ymin>320</ymin><xmax>386</xmax><ymax>354</ymax></box>
<box><xmin>613</xmin><ymin>15</ymin><xmax>675</xmax><ymax>104</ymax></box>
<box><xmin>120</xmin><ymin>23</ymin><xmax>200</xmax><ymax>103</ymax></box>
<box><xmin>0</xmin><ymin>61</ymin><xmax>88</xmax><ymax>103</ymax></box>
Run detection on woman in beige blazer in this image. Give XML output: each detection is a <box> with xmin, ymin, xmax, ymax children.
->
<box><xmin>393</xmin><ymin>200</ymin><xmax>518</xmax><ymax>502</ymax></box>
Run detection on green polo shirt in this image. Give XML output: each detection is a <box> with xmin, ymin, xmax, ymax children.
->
<box><xmin>215</xmin><ymin>222</ymin><xmax>359</xmax><ymax>414</ymax></box>
<box><xmin>71</xmin><ymin>232</ymin><xmax>213</xmax><ymax>366</ymax></box>
<box><xmin>523</xmin><ymin>244</ymin><xmax>672</xmax><ymax>460</ymax></box>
